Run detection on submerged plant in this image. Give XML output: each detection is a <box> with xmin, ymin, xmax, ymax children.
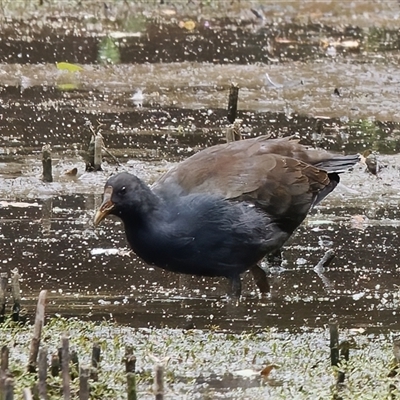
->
<box><xmin>0</xmin><ymin>317</ymin><xmax>398</xmax><ymax>399</ymax></box>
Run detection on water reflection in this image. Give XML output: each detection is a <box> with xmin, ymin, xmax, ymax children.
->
<box><xmin>0</xmin><ymin>193</ymin><xmax>399</xmax><ymax>332</ymax></box>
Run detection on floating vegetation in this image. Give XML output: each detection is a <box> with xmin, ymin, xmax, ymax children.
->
<box><xmin>97</xmin><ymin>37</ymin><xmax>121</xmax><ymax>65</ymax></box>
<box><xmin>0</xmin><ymin>317</ymin><xmax>399</xmax><ymax>399</ymax></box>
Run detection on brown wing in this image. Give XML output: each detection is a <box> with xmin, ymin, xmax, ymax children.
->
<box><xmin>153</xmin><ymin>136</ymin><xmax>336</xmax><ymax>196</ymax></box>
<box><xmin>153</xmin><ymin>136</ymin><xmax>330</xmax><ymax>220</ymax></box>
<box><xmin>233</xmin><ymin>156</ymin><xmax>330</xmax><ymax>229</ymax></box>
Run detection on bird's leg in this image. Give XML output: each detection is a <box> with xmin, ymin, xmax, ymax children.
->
<box><xmin>265</xmin><ymin>248</ymin><xmax>283</xmax><ymax>269</ymax></box>
<box><xmin>228</xmin><ymin>275</ymin><xmax>242</xmax><ymax>298</ymax></box>
<box><xmin>250</xmin><ymin>265</ymin><xmax>270</xmax><ymax>294</ymax></box>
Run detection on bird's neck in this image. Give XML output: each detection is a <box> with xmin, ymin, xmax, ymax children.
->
<box><xmin>122</xmin><ymin>199</ymin><xmax>167</xmax><ymax>265</ymax></box>
<box><xmin>116</xmin><ymin>182</ymin><xmax>166</xmax><ymax>255</ymax></box>
<box><xmin>120</xmin><ymin>184</ymin><xmax>164</xmax><ymax>225</ymax></box>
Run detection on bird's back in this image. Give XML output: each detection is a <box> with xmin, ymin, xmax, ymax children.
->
<box><xmin>153</xmin><ymin>136</ymin><xmax>358</xmax><ymax>201</ymax></box>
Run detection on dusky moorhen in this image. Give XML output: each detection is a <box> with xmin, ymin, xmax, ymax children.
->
<box><xmin>94</xmin><ymin>136</ymin><xmax>359</xmax><ymax>297</ymax></box>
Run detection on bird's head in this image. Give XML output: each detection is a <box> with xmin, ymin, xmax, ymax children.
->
<box><xmin>94</xmin><ymin>172</ymin><xmax>146</xmax><ymax>226</ymax></box>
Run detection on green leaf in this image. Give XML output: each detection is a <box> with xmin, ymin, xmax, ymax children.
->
<box><xmin>56</xmin><ymin>62</ymin><xmax>84</xmax><ymax>72</ymax></box>
<box><xmin>97</xmin><ymin>37</ymin><xmax>121</xmax><ymax>65</ymax></box>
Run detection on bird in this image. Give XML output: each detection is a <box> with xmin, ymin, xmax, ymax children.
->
<box><xmin>94</xmin><ymin>135</ymin><xmax>359</xmax><ymax>297</ymax></box>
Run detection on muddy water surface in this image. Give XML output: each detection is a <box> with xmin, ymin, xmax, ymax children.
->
<box><xmin>1</xmin><ymin>1</ymin><xmax>400</xmax><ymax>336</ymax></box>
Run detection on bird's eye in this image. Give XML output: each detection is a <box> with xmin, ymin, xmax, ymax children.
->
<box><xmin>119</xmin><ymin>186</ymin><xmax>126</xmax><ymax>195</ymax></box>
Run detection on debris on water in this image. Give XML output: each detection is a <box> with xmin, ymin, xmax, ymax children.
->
<box><xmin>265</xmin><ymin>73</ymin><xmax>283</xmax><ymax>89</ymax></box>
<box><xmin>260</xmin><ymin>364</ymin><xmax>280</xmax><ymax>378</ymax></box>
<box><xmin>233</xmin><ymin>369</ymin><xmax>260</xmax><ymax>377</ymax></box>
<box><xmin>0</xmin><ymin>201</ymin><xmax>40</xmax><ymax>208</ymax></box>
<box><xmin>64</xmin><ymin>167</ymin><xmax>78</xmax><ymax>176</ymax></box>
<box><xmin>352</xmin><ymin>292</ymin><xmax>366</xmax><ymax>301</ymax></box>
<box><xmin>363</xmin><ymin>150</ymin><xmax>380</xmax><ymax>175</ymax></box>
<box><xmin>350</xmin><ymin>215</ymin><xmax>369</xmax><ymax>230</ymax></box>
<box><xmin>317</xmin><ymin>236</ymin><xmax>334</xmax><ymax>248</ymax></box>
<box><xmin>56</xmin><ymin>62</ymin><xmax>84</xmax><ymax>72</ymax></box>
<box><xmin>90</xmin><ymin>248</ymin><xmax>131</xmax><ymax>257</ymax></box>
<box><xmin>179</xmin><ymin>20</ymin><xmax>196</xmax><ymax>31</ymax></box>
<box><xmin>91</xmin><ymin>248</ymin><xmax>119</xmax><ymax>256</ymax></box>
<box><xmin>130</xmin><ymin>89</ymin><xmax>144</xmax><ymax>107</ymax></box>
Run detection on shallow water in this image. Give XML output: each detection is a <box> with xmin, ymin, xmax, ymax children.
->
<box><xmin>0</xmin><ymin>155</ymin><xmax>399</xmax><ymax>335</ymax></box>
<box><xmin>3</xmin><ymin>3</ymin><xmax>400</xmax><ymax>398</ymax></box>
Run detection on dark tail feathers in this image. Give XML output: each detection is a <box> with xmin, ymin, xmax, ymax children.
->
<box><xmin>313</xmin><ymin>154</ymin><xmax>360</xmax><ymax>173</ymax></box>
<box><xmin>312</xmin><ymin>172</ymin><xmax>340</xmax><ymax>207</ymax></box>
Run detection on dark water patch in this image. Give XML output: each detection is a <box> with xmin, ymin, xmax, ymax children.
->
<box><xmin>1</xmin><ymin>194</ymin><xmax>400</xmax><ymax>332</ymax></box>
<box><xmin>2</xmin><ymin>84</ymin><xmax>400</xmax><ymax>161</ymax></box>
<box><xmin>2</xmin><ymin>18</ymin><xmax>399</xmax><ymax>64</ymax></box>
<box><xmin>0</xmin><ymin>35</ymin><xmax>99</xmax><ymax>65</ymax></box>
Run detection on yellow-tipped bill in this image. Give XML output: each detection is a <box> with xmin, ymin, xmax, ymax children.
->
<box><xmin>94</xmin><ymin>186</ymin><xmax>115</xmax><ymax>226</ymax></box>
